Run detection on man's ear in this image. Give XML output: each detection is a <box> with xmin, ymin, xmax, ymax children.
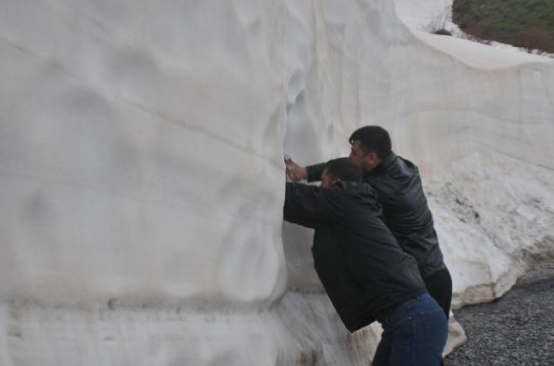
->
<box><xmin>331</xmin><ymin>178</ymin><xmax>342</xmax><ymax>186</ymax></box>
<box><xmin>365</xmin><ymin>151</ymin><xmax>379</xmax><ymax>168</ymax></box>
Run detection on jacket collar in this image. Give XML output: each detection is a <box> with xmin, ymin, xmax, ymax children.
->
<box><xmin>363</xmin><ymin>151</ymin><xmax>396</xmax><ymax>178</ymax></box>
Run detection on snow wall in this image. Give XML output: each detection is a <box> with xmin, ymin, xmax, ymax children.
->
<box><xmin>0</xmin><ymin>0</ymin><xmax>553</xmax><ymax>364</ymax></box>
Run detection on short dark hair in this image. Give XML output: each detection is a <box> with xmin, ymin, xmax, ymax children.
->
<box><xmin>323</xmin><ymin>158</ymin><xmax>362</xmax><ymax>182</ymax></box>
<box><xmin>349</xmin><ymin>126</ymin><xmax>392</xmax><ymax>159</ymax></box>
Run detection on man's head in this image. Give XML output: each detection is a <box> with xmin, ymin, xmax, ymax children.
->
<box><xmin>348</xmin><ymin>126</ymin><xmax>392</xmax><ymax>172</ymax></box>
<box><xmin>321</xmin><ymin>157</ymin><xmax>363</xmax><ymax>188</ymax></box>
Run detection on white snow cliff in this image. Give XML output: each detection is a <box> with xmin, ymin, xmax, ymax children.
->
<box><xmin>0</xmin><ymin>0</ymin><xmax>553</xmax><ymax>364</ymax></box>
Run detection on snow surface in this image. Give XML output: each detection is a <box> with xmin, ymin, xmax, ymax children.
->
<box><xmin>394</xmin><ymin>0</ymin><xmax>554</xmax><ymax>59</ymax></box>
<box><xmin>0</xmin><ymin>0</ymin><xmax>553</xmax><ymax>364</ymax></box>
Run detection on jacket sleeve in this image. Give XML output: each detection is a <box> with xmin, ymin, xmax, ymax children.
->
<box><xmin>283</xmin><ymin>182</ymin><xmax>343</xmax><ymax>229</ymax></box>
<box><xmin>306</xmin><ymin>163</ymin><xmax>325</xmax><ymax>182</ymax></box>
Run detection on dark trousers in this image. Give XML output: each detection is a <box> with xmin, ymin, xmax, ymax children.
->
<box><xmin>372</xmin><ymin>293</ymin><xmax>448</xmax><ymax>366</ymax></box>
<box><xmin>423</xmin><ymin>266</ymin><xmax>452</xmax><ymax>319</ymax></box>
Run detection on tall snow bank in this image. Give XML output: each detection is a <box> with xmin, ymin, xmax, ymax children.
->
<box><xmin>1</xmin><ymin>0</ymin><xmax>553</xmax><ymax>364</ymax></box>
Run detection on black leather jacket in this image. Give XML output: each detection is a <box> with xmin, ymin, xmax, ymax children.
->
<box><xmin>307</xmin><ymin>152</ymin><xmax>445</xmax><ymax>278</ymax></box>
<box><xmin>284</xmin><ymin>181</ymin><xmax>426</xmax><ymax>332</ymax></box>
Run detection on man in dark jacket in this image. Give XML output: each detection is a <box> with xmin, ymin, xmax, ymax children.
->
<box><xmin>284</xmin><ymin>157</ymin><xmax>447</xmax><ymax>365</ymax></box>
<box><xmin>285</xmin><ymin>126</ymin><xmax>452</xmax><ymax>319</ymax></box>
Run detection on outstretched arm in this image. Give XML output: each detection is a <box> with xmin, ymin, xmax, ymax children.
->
<box><xmin>305</xmin><ymin>163</ymin><xmax>325</xmax><ymax>182</ymax></box>
<box><xmin>283</xmin><ymin>182</ymin><xmax>343</xmax><ymax>229</ymax></box>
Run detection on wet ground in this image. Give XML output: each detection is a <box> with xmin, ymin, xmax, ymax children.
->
<box><xmin>445</xmin><ymin>260</ymin><xmax>554</xmax><ymax>366</ymax></box>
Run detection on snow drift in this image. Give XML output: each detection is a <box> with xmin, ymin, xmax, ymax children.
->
<box><xmin>0</xmin><ymin>0</ymin><xmax>553</xmax><ymax>364</ymax></box>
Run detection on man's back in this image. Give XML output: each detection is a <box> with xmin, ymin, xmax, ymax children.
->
<box><xmin>284</xmin><ymin>181</ymin><xmax>426</xmax><ymax>331</ymax></box>
<box><xmin>361</xmin><ymin>152</ymin><xmax>444</xmax><ymax>277</ymax></box>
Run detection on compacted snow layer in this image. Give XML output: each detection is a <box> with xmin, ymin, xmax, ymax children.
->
<box><xmin>1</xmin><ymin>0</ymin><xmax>553</xmax><ymax>364</ymax></box>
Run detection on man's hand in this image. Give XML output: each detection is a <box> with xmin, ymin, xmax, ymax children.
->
<box><xmin>285</xmin><ymin>156</ymin><xmax>308</xmax><ymax>181</ymax></box>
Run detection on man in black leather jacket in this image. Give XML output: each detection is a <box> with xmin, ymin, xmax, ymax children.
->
<box><xmin>284</xmin><ymin>157</ymin><xmax>447</xmax><ymax>365</ymax></box>
<box><xmin>285</xmin><ymin>126</ymin><xmax>452</xmax><ymax>319</ymax></box>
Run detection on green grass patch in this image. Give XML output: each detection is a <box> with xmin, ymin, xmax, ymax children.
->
<box><xmin>453</xmin><ymin>0</ymin><xmax>554</xmax><ymax>53</ymax></box>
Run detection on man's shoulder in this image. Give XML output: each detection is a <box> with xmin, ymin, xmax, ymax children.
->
<box><xmin>337</xmin><ymin>182</ymin><xmax>380</xmax><ymax>207</ymax></box>
<box><xmin>371</xmin><ymin>155</ymin><xmax>419</xmax><ymax>181</ymax></box>
<box><xmin>385</xmin><ymin>154</ymin><xmax>418</xmax><ymax>174</ymax></box>
<box><xmin>364</xmin><ymin>155</ymin><xmax>423</xmax><ymax>199</ymax></box>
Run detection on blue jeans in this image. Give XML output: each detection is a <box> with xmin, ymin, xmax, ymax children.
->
<box><xmin>372</xmin><ymin>293</ymin><xmax>448</xmax><ymax>366</ymax></box>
